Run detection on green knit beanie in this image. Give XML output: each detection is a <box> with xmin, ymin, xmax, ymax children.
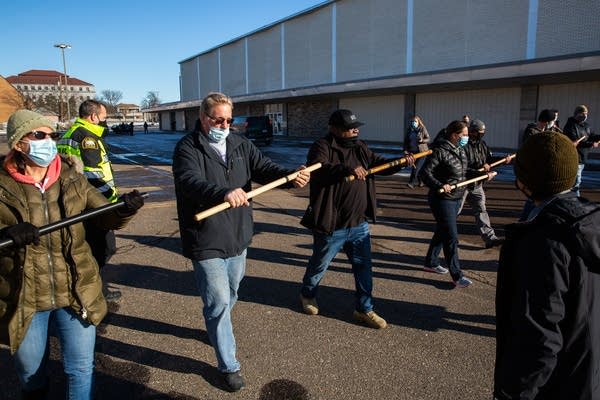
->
<box><xmin>514</xmin><ymin>131</ymin><xmax>578</xmax><ymax>199</ymax></box>
<box><xmin>6</xmin><ymin>109</ymin><xmax>55</xmax><ymax>149</ymax></box>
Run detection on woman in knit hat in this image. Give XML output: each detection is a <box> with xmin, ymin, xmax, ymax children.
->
<box><xmin>494</xmin><ymin>131</ymin><xmax>600</xmax><ymax>399</ymax></box>
<box><xmin>0</xmin><ymin>109</ymin><xmax>144</xmax><ymax>399</ymax></box>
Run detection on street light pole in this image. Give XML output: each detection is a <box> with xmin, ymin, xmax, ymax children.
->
<box><xmin>54</xmin><ymin>43</ymin><xmax>71</xmax><ymax>122</ymax></box>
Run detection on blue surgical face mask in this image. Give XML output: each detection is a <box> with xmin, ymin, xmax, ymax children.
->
<box><xmin>26</xmin><ymin>138</ymin><xmax>57</xmax><ymax>167</ymax></box>
<box><xmin>458</xmin><ymin>136</ymin><xmax>469</xmax><ymax>147</ymax></box>
<box><xmin>411</xmin><ymin>121</ymin><xmax>418</xmax><ymax>129</ymax></box>
<box><xmin>207</xmin><ymin>127</ymin><xmax>230</xmax><ymax>143</ymax></box>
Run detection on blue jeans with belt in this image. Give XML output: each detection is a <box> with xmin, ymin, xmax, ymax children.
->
<box><xmin>301</xmin><ymin>221</ymin><xmax>374</xmax><ymax>312</ymax></box>
<box><xmin>192</xmin><ymin>249</ymin><xmax>246</xmax><ymax>373</ymax></box>
<box><xmin>425</xmin><ymin>193</ymin><xmax>464</xmax><ymax>281</ymax></box>
<box><xmin>13</xmin><ymin>307</ymin><xmax>96</xmax><ymax>399</ymax></box>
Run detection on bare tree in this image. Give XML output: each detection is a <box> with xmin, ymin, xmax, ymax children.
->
<box><xmin>141</xmin><ymin>91</ymin><xmax>161</xmax><ymax>109</ymax></box>
<box><xmin>100</xmin><ymin>90</ymin><xmax>123</xmax><ymax>113</ymax></box>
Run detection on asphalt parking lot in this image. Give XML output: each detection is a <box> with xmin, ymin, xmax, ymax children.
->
<box><xmin>1</xmin><ymin>131</ymin><xmax>599</xmax><ymax>399</ymax></box>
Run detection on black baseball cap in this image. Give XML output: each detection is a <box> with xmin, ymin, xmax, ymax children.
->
<box><xmin>329</xmin><ymin>109</ymin><xmax>364</xmax><ymax>129</ymax></box>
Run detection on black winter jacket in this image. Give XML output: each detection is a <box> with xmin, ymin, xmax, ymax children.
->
<box><xmin>300</xmin><ymin>134</ymin><xmax>404</xmax><ymax>235</ymax></box>
<box><xmin>418</xmin><ymin>139</ymin><xmax>467</xmax><ymax>200</ymax></box>
<box><xmin>494</xmin><ymin>193</ymin><xmax>600</xmax><ymax>400</ymax></box>
<box><xmin>464</xmin><ymin>138</ymin><xmax>493</xmax><ymax>187</ymax></box>
<box><xmin>172</xmin><ymin>132</ymin><xmax>295</xmax><ymax>260</ymax></box>
<box><xmin>562</xmin><ymin>116</ymin><xmax>595</xmax><ymax>164</ymax></box>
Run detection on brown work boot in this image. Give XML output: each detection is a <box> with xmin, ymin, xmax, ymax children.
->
<box><xmin>300</xmin><ymin>295</ymin><xmax>319</xmax><ymax>315</ymax></box>
<box><xmin>353</xmin><ymin>310</ymin><xmax>387</xmax><ymax>329</ymax></box>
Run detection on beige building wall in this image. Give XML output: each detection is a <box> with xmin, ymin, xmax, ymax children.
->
<box><xmin>417</xmin><ymin>88</ymin><xmax>522</xmax><ymax>149</ymax></box>
<box><xmin>284</xmin><ymin>7</ymin><xmax>332</xmax><ymax>88</ymax></box>
<box><xmin>247</xmin><ymin>26</ymin><xmax>282</xmax><ymax>93</ymax></box>
<box><xmin>340</xmin><ymin>95</ymin><xmax>405</xmax><ymax>142</ymax></box>
<box><xmin>336</xmin><ymin>0</ymin><xmax>407</xmax><ymax>81</ymax></box>
<box><xmin>537</xmin><ymin>0</ymin><xmax>600</xmax><ymax>58</ymax></box>
<box><xmin>180</xmin><ymin>59</ymin><xmax>199</xmax><ymax>101</ymax></box>
<box><xmin>538</xmin><ymin>81</ymin><xmax>600</xmax><ymax>129</ymax></box>
<box><xmin>413</xmin><ymin>0</ymin><xmax>527</xmax><ymax>72</ymax></box>
<box><xmin>220</xmin><ymin>40</ymin><xmax>246</xmax><ymax>96</ymax></box>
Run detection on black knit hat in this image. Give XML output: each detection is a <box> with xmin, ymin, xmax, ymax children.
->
<box><xmin>514</xmin><ymin>131</ymin><xmax>578</xmax><ymax>199</ymax></box>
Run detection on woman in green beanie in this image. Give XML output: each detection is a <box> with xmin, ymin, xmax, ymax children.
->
<box><xmin>0</xmin><ymin>109</ymin><xmax>144</xmax><ymax>399</ymax></box>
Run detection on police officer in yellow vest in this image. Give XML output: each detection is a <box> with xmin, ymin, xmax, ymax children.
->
<box><xmin>58</xmin><ymin>99</ymin><xmax>121</xmax><ymax>301</ymax></box>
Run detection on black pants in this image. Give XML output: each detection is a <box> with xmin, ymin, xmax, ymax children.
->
<box><xmin>85</xmin><ymin>223</ymin><xmax>116</xmax><ymax>269</ymax></box>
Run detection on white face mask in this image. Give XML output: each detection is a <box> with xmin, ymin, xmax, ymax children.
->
<box><xmin>207</xmin><ymin>127</ymin><xmax>229</xmax><ymax>143</ymax></box>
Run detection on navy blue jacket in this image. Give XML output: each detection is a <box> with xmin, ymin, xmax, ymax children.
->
<box><xmin>494</xmin><ymin>193</ymin><xmax>600</xmax><ymax>399</ymax></box>
<box><xmin>172</xmin><ymin>132</ymin><xmax>294</xmax><ymax>260</ymax></box>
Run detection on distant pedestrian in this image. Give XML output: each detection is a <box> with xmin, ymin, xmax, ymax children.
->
<box><xmin>172</xmin><ymin>92</ymin><xmax>310</xmax><ymax>392</ymax></box>
<box><xmin>494</xmin><ymin>131</ymin><xmax>600</xmax><ymax>399</ymax></box>
<box><xmin>143</xmin><ymin>121</ymin><xmax>149</xmax><ymax>134</ymax></box>
<box><xmin>404</xmin><ymin>115</ymin><xmax>430</xmax><ymax>188</ymax></box>
<box><xmin>462</xmin><ymin>114</ymin><xmax>470</xmax><ymax>125</ymax></box>
<box><xmin>561</xmin><ymin>104</ymin><xmax>598</xmax><ymax>196</ymax></box>
<box><xmin>419</xmin><ymin>120</ymin><xmax>472</xmax><ymax>288</ymax></box>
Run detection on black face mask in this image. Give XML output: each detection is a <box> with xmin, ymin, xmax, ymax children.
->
<box><xmin>335</xmin><ymin>136</ymin><xmax>359</xmax><ymax>148</ymax></box>
<box><xmin>98</xmin><ymin>121</ymin><xmax>109</xmax><ymax>128</ymax></box>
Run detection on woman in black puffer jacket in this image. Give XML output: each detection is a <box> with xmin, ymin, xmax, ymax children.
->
<box><xmin>419</xmin><ymin>120</ymin><xmax>471</xmax><ymax>288</ymax></box>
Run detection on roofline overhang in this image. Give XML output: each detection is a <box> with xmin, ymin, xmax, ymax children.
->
<box><xmin>144</xmin><ymin>52</ymin><xmax>600</xmax><ymax>113</ymax></box>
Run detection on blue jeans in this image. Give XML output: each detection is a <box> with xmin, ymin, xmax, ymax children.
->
<box><xmin>301</xmin><ymin>221</ymin><xmax>374</xmax><ymax>312</ymax></box>
<box><xmin>409</xmin><ymin>156</ymin><xmax>426</xmax><ymax>185</ymax></box>
<box><xmin>573</xmin><ymin>163</ymin><xmax>584</xmax><ymax>197</ymax></box>
<box><xmin>425</xmin><ymin>193</ymin><xmax>463</xmax><ymax>281</ymax></box>
<box><xmin>192</xmin><ymin>249</ymin><xmax>246</xmax><ymax>373</ymax></box>
<box><xmin>14</xmin><ymin>307</ymin><xmax>96</xmax><ymax>400</ymax></box>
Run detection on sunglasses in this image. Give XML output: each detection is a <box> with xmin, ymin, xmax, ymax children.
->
<box><xmin>205</xmin><ymin>114</ymin><xmax>233</xmax><ymax>125</ymax></box>
<box><xmin>29</xmin><ymin>131</ymin><xmax>60</xmax><ymax>140</ymax></box>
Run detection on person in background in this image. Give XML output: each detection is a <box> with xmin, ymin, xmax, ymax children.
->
<box><xmin>561</xmin><ymin>104</ymin><xmax>598</xmax><ymax>196</ymax></box>
<box><xmin>172</xmin><ymin>92</ymin><xmax>310</xmax><ymax>392</ymax></box>
<box><xmin>522</xmin><ymin>109</ymin><xmax>561</xmax><ymax>144</ymax></box>
<box><xmin>58</xmin><ymin>100</ymin><xmax>122</xmax><ymax>301</ymax></box>
<box><xmin>462</xmin><ymin>115</ymin><xmax>470</xmax><ymax>125</ymax></box>
<box><xmin>419</xmin><ymin>120</ymin><xmax>472</xmax><ymax>288</ymax></box>
<box><xmin>404</xmin><ymin>115</ymin><xmax>430</xmax><ymax>188</ymax></box>
<box><xmin>459</xmin><ymin>119</ymin><xmax>506</xmax><ymax>249</ymax></box>
<box><xmin>143</xmin><ymin>121</ymin><xmax>149</xmax><ymax>134</ymax></box>
<box><xmin>299</xmin><ymin>109</ymin><xmax>414</xmax><ymax>328</ymax></box>
<box><xmin>0</xmin><ymin>109</ymin><xmax>144</xmax><ymax>399</ymax></box>
<box><xmin>494</xmin><ymin>131</ymin><xmax>600</xmax><ymax>400</ymax></box>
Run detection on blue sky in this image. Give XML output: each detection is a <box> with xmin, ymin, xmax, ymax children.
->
<box><xmin>2</xmin><ymin>0</ymin><xmax>326</xmax><ymax>105</ymax></box>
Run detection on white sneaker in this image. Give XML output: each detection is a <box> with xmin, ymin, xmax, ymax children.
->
<box><xmin>454</xmin><ymin>277</ymin><xmax>473</xmax><ymax>288</ymax></box>
<box><xmin>423</xmin><ymin>265</ymin><xmax>449</xmax><ymax>274</ymax></box>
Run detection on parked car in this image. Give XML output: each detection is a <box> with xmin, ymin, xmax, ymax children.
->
<box><xmin>111</xmin><ymin>122</ymin><xmax>134</xmax><ymax>136</ymax></box>
<box><xmin>230</xmin><ymin>116</ymin><xmax>247</xmax><ymax>135</ymax></box>
<box><xmin>244</xmin><ymin>115</ymin><xmax>273</xmax><ymax>145</ymax></box>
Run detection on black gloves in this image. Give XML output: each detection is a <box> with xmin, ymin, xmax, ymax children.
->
<box><xmin>119</xmin><ymin>190</ymin><xmax>145</xmax><ymax>214</ymax></box>
<box><xmin>3</xmin><ymin>222</ymin><xmax>40</xmax><ymax>247</ymax></box>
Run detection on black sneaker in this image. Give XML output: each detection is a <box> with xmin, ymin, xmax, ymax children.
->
<box><xmin>485</xmin><ymin>237</ymin><xmax>505</xmax><ymax>249</ymax></box>
<box><xmin>222</xmin><ymin>371</ymin><xmax>245</xmax><ymax>392</ymax></box>
<box><xmin>104</xmin><ymin>289</ymin><xmax>122</xmax><ymax>302</ymax></box>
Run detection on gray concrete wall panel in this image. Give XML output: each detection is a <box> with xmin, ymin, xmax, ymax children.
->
<box><xmin>220</xmin><ymin>41</ymin><xmax>247</xmax><ymax>97</ymax></box>
<box><xmin>336</xmin><ymin>0</ymin><xmax>407</xmax><ymax>82</ymax></box>
<box><xmin>417</xmin><ymin>88</ymin><xmax>521</xmax><ymax>149</ymax></box>
<box><xmin>538</xmin><ymin>81</ymin><xmax>600</xmax><ymax>130</ymax></box>
<box><xmin>198</xmin><ymin>52</ymin><xmax>220</xmax><ymax>99</ymax></box>
<box><xmin>180</xmin><ymin>59</ymin><xmax>199</xmax><ymax>102</ymax></box>
<box><xmin>247</xmin><ymin>27</ymin><xmax>282</xmax><ymax>93</ymax></box>
<box><xmin>536</xmin><ymin>0</ymin><xmax>600</xmax><ymax>58</ymax></box>
<box><xmin>413</xmin><ymin>0</ymin><xmax>527</xmax><ymax>72</ymax></box>
<box><xmin>285</xmin><ymin>7</ymin><xmax>333</xmax><ymax>88</ymax></box>
<box><xmin>340</xmin><ymin>95</ymin><xmax>405</xmax><ymax>142</ymax></box>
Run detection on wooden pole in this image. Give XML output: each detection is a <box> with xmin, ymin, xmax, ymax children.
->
<box><xmin>345</xmin><ymin>149</ymin><xmax>432</xmax><ymax>182</ymax></box>
<box><xmin>194</xmin><ymin>163</ymin><xmax>322</xmax><ymax>221</ymax></box>
<box><xmin>437</xmin><ymin>172</ymin><xmax>497</xmax><ymax>193</ymax></box>
<box><xmin>477</xmin><ymin>153</ymin><xmax>516</xmax><ymax>172</ymax></box>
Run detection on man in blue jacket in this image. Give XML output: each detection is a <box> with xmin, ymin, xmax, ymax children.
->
<box><xmin>494</xmin><ymin>131</ymin><xmax>600</xmax><ymax>399</ymax></box>
<box><xmin>172</xmin><ymin>92</ymin><xmax>310</xmax><ymax>392</ymax></box>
